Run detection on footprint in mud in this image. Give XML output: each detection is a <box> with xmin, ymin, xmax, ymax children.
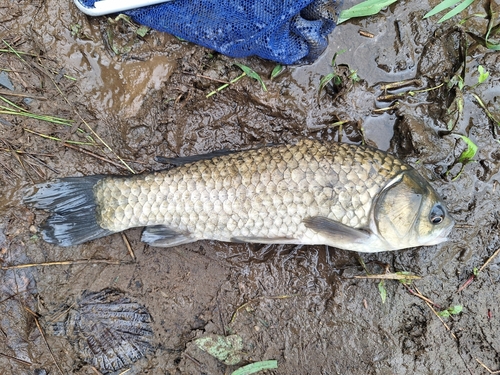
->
<box><xmin>46</xmin><ymin>288</ymin><xmax>154</xmax><ymax>373</ymax></box>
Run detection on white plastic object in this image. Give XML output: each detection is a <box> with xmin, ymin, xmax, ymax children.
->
<box><xmin>73</xmin><ymin>0</ymin><xmax>173</xmax><ymax>16</ymax></box>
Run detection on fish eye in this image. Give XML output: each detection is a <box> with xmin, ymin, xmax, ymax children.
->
<box><xmin>429</xmin><ymin>204</ymin><xmax>445</xmax><ymax>225</ymax></box>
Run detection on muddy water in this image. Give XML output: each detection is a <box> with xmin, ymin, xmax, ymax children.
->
<box><xmin>1</xmin><ymin>0</ymin><xmax>500</xmax><ymax>374</ymax></box>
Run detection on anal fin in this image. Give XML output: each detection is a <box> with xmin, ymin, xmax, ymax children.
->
<box><xmin>141</xmin><ymin>225</ymin><xmax>195</xmax><ymax>247</ymax></box>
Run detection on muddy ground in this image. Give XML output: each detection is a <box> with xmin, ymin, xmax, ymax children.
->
<box><xmin>1</xmin><ymin>0</ymin><xmax>499</xmax><ymax>374</ymax></box>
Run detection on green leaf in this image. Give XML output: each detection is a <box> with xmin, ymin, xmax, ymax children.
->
<box><xmin>457</xmin><ymin>135</ymin><xmax>478</xmax><ymax>164</ymax></box>
<box><xmin>318</xmin><ymin>73</ymin><xmax>336</xmax><ymax>96</ymax></box>
<box><xmin>437</xmin><ymin>0</ymin><xmax>476</xmax><ymax>23</ymax></box>
<box><xmin>438</xmin><ymin>305</ymin><xmax>463</xmax><ymax>317</ymax></box>
<box><xmin>424</xmin><ymin>0</ymin><xmax>462</xmax><ymax>19</ymax></box>
<box><xmin>378</xmin><ymin>280</ymin><xmax>387</xmax><ymax>304</ymax></box>
<box><xmin>195</xmin><ymin>334</ymin><xmax>243</xmax><ymax>365</ymax></box>
<box><xmin>136</xmin><ymin>25</ymin><xmax>150</xmax><ymax>37</ymax></box>
<box><xmin>231</xmin><ymin>360</ymin><xmax>278</xmax><ymax>375</ymax></box>
<box><xmin>477</xmin><ymin>65</ymin><xmax>490</xmax><ymax>84</ymax></box>
<box><xmin>338</xmin><ymin>0</ymin><xmax>399</xmax><ymax>24</ymax></box>
<box><xmin>234</xmin><ymin>63</ymin><xmax>267</xmax><ymax>91</ymax></box>
<box><xmin>270</xmin><ymin>64</ymin><xmax>284</xmax><ymax>79</ymax></box>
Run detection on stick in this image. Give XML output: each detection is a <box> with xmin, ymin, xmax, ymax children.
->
<box><xmin>63</xmin><ymin>142</ymin><xmax>130</xmax><ymax>171</ymax></box>
<box><xmin>1</xmin><ymin>259</ymin><xmax>131</xmax><ymax>270</ymax></box>
<box><xmin>121</xmin><ymin>233</ymin><xmax>136</xmax><ymax>261</ymax></box>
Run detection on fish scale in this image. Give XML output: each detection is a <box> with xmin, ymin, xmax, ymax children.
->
<box><xmin>93</xmin><ymin>140</ymin><xmax>406</xmax><ymax>239</ymax></box>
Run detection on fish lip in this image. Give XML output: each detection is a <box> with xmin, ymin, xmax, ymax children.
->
<box><xmin>434</xmin><ymin>220</ymin><xmax>455</xmax><ymax>244</ymax></box>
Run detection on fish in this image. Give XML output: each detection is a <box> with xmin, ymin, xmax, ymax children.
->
<box><xmin>23</xmin><ymin>139</ymin><xmax>454</xmax><ymax>253</ymax></box>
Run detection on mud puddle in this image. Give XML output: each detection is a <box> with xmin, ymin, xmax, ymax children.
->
<box><xmin>1</xmin><ymin>0</ymin><xmax>499</xmax><ymax>374</ymax></box>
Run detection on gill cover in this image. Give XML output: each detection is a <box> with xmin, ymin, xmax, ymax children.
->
<box><xmin>374</xmin><ymin>169</ymin><xmax>453</xmax><ymax>250</ymax></box>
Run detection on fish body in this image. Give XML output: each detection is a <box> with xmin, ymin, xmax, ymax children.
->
<box><xmin>24</xmin><ymin>139</ymin><xmax>454</xmax><ymax>252</ymax></box>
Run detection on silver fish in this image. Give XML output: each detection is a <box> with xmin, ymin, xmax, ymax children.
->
<box><xmin>24</xmin><ymin>139</ymin><xmax>454</xmax><ymax>252</ymax></box>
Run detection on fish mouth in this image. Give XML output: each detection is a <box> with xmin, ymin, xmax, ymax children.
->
<box><xmin>426</xmin><ymin>218</ymin><xmax>455</xmax><ymax>246</ymax></box>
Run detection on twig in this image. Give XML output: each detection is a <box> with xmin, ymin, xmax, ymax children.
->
<box><xmin>0</xmin><ymin>352</ymin><xmax>32</xmax><ymax>366</ymax></box>
<box><xmin>372</xmin><ymin>102</ymin><xmax>400</xmax><ymax>114</ymax></box>
<box><xmin>413</xmin><ymin>286</ymin><xmax>456</xmax><ymax>340</ymax></box>
<box><xmin>24</xmin><ymin>307</ymin><xmax>64</xmax><ymax>375</ymax></box>
<box><xmin>403</xmin><ymin>284</ymin><xmax>440</xmax><ymax>308</ymax></box>
<box><xmin>478</xmin><ymin>247</ymin><xmax>500</xmax><ymax>273</ymax></box>
<box><xmin>458</xmin><ymin>247</ymin><xmax>500</xmax><ymax>292</ymax></box>
<box><xmin>1</xmin><ymin>259</ymin><xmax>131</xmax><ymax>270</ymax></box>
<box><xmin>63</xmin><ymin>142</ymin><xmax>130</xmax><ymax>171</ymax></box>
<box><xmin>121</xmin><ymin>233</ymin><xmax>136</xmax><ymax>261</ymax></box>
<box><xmin>0</xmin><ymin>89</ymin><xmax>46</xmax><ymax>100</ymax></box>
<box><xmin>354</xmin><ymin>273</ymin><xmax>421</xmax><ymax>280</ymax></box>
<box><xmin>475</xmin><ymin>358</ymin><xmax>500</xmax><ymax>374</ymax></box>
<box><xmin>359</xmin><ymin>30</ymin><xmax>375</xmax><ymax>38</ymax></box>
<box><xmin>183</xmin><ymin>352</ymin><xmax>203</xmax><ymax>368</ymax></box>
<box><xmin>380</xmin><ymin>79</ymin><xmax>422</xmax><ymax>91</ymax></box>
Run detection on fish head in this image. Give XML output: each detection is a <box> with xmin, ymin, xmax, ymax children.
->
<box><xmin>373</xmin><ymin>169</ymin><xmax>454</xmax><ymax>251</ymax></box>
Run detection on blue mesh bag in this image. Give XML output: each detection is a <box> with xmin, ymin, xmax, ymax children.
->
<box><xmin>76</xmin><ymin>0</ymin><xmax>343</xmax><ymax>64</ymax></box>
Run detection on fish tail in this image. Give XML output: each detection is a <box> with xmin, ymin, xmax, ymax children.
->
<box><xmin>24</xmin><ymin>176</ymin><xmax>114</xmax><ymax>246</ymax></box>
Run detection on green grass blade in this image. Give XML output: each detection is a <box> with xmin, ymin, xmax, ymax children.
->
<box><xmin>234</xmin><ymin>63</ymin><xmax>267</xmax><ymax>91</ymax></box>
<box><xmin>338</xmin><ymin>0</ymin><xmax>399</xmax><ymax>24</ymax></box>
<box><xmin>270</xmin><ymin>64</ymin><xmax>284</xmax><ymax>79</ymax></box>
<box><xmin>318</xmin><ymin>73</ymin><xmax>336</xmax><ymax>95</ymax></box>
<box><xmin>378</xmin><ymin>280</ymin><xmax>387</xmax><ymax>304</ymax></box>
<box><xmin>423</xmin><ymin>0</ymin><xmax>462</xmax><ymax>19</ymax></box>
<box><xmin>231</xmin><ymin>360</ymin><xmax>278</xmax><ymax>375</ymax></box>
<box><xmin>437</xmin><ymin>0</ymin><xmax>476</xmax><ymax>22</ymax></box>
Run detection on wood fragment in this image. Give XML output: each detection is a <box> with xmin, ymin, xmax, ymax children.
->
<box><xmin>359</xmin><ymin>30</ymin><xmax>374</xmax><ymax>38</ymax></box>
<box><xmin>121</xmin><ymin>233</ymin><xmax>136</xmax><ymax>261</ymax></box>
<box><xmin>380</xmin><ymin>79</ymin><xmax>422</xmax><ymax>91</ymax></box>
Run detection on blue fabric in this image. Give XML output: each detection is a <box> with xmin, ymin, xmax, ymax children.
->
<box><xmin>78</xmin><ymin>0</ymin><xmax>342</xmax><ymax>64</ymax></box>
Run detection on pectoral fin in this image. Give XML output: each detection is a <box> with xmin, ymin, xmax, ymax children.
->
<box><xmin>141</xmin><ymin>225</ymin><xmax>195</xmax><ymax>247</ymax></box>
<box><xmin>303</xmin><ymin>216</ymin><xmax>371</xmax><ymax>244</ymax></box>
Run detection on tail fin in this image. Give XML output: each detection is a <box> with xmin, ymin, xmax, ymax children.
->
<box><xmin>24</xmin><ymin>176</ymin><xmax>114</xmax><ymax>246</ymax></box>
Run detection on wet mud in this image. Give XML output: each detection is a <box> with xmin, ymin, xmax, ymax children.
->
<box><xmin>1</xmin><ymin>0</ymin><xmax>499</xmax><ymax>374</ymax></box>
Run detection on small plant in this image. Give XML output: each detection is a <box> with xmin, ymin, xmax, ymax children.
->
<box><xmin>270</xmin><ymin>64</ymin><xmax>285</xmax><ymax>80</ymax></box>
<box><xmin>206</xmin><ymin>63</ymin><xmax>267</xmax><ymax>98</ymax></box>
<box><xmin>437</xmin><ymin>305</ymin><xmax>463</xmax><ymax>318</ymax></box>
<box><xmin>234</xmin><ymin>63</ymin><xmax>267</xmax><ymax>91</ymax></box>
<box><xmin>446</xmin><ymin>135</ymin><xmax>478</xmax><ymax>181</ymax></box>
